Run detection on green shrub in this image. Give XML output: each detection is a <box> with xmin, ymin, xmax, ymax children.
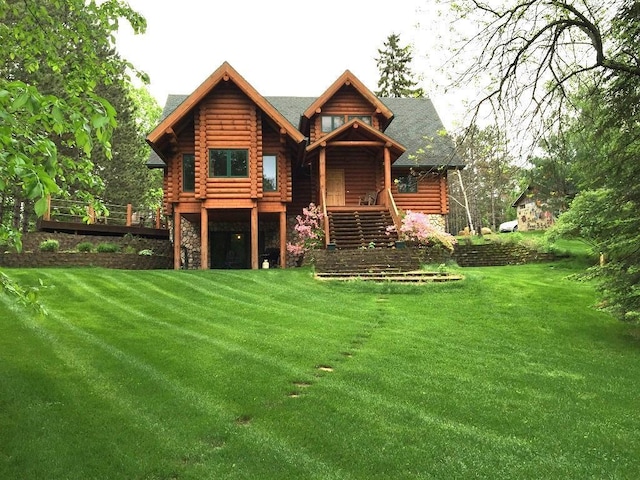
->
<box><xmin>138</xmin><ymin>249</ymin><xmax>154</xmax><ymax>256</ymax></box>
<box><xmin>96</xmin><ymin>242</ymin><xmax>121</xmax><ymax>253</ymax></box>
<box><xmin>39</xmin><ymin>239</ymin><xmax>60</xmax><ymax>252</ymax></box>
<box><xmin>122</xmin><ymin>246</ymin><xmax>136</xmax><ymax>254</ymax></box>
<box><xmin>76</xmin><ymin>241</ymin><xmax>94</xmax><ymax>253</ymax></box>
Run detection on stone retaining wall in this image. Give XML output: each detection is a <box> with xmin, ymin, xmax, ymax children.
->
<box><xmin>1</xmin><ymin>231</ymin><xmax>173</xmax><ymax>270</ymax></box>
<box><xmin>453</xmin><ymin>243</ymin><xmax>557</xmax><ymax>267</ymax></box>
<box><xmin>0</xmin><ymin>252</ymin><xmax>172</xmax><ymax>269</ymax></box>
<box><xmin>19</xmin><ymin>231</ymin><xmax>172</xmax><ymax>257</ymax></box>
<box><xmin>307</xmin><ymin>243</ymin><xmax>557</xmax><ymax>273</ymax></box>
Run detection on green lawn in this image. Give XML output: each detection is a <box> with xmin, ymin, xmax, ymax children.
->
<box><xmin>1</xmin><ymin>256</ymin><xmax>639</xmax><ymax>479</ymax></box>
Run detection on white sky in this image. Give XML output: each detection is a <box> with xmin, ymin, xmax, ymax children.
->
<box><xmin>116</xmin><ymin>0</ymin><xmax>473</xmax><ymax>130</ymax></box>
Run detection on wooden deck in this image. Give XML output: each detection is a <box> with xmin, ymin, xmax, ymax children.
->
<box><xmin>37</xmin><ymin>219</ymin><xmax>169</xmax><ymax>239</ymax></box>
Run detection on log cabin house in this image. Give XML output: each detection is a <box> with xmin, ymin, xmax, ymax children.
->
<box><xmin>147</xmin><ymin>61</ymin><xmax>463</xmax><ymax>270</ymax></box>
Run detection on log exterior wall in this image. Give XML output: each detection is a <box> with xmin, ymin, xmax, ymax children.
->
<box><xmin>392</xmin><ymin>169</ymin><xmax>448</xmax><ymax>215</ymax></box>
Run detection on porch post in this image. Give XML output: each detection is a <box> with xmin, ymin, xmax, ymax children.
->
<box><xmin>251</xmin><ymin>205</ymin><xmax>259</xmax><ymax>269</ymax></box>
<box><xmin>383</xmin><ymin>145</ymin><xmax>391</xmax><ymax>207</ymax></box>
<box><xmin>173</xmin><ymin>209</ymin><xmax>181</xmax><ymax>270</ymax></box>
<box><xmin>200</xmin><ymin>206</ymin><xmax>209</xmax><ymax>269</ymax></box>
<box><xmin>279</xmin><ymin>210</ymin><xmax>287</xmax><ymax>268</ymax></box>
<box><xmin>319</xmin><ymin>145</ymin><xmax>326</xmax><ymax>207</ymax></box>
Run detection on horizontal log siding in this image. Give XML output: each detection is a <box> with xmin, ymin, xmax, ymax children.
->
<box><xmin>392</xmin><ymin>170</ymin><xmax>447</xmax><ymax>214</ymax></box>
<box><xmin>290</xmin><ymin>167</ymin><xmax>314</xmax><ymax>214</ymax></box>
<box><xmin>202</xmin><ymin>83</ymin><xmax>255</xmax><ymax>201</ymax></box>
<box><xmin>311</xmin><ymin>85</ymin><xmax>379</xmax><ymax>142</ymax></box>
<box><xmin>327</xmin><ymin>150</ymin><xmax>383</xmax><ymax>205</ymax></box>
<box><xmin>261</xmin><ymin>118</ymin><xmax>292</xmax><ymax>203</ymax></box>
<box><xmin>177</xmin><ymin>125</ymin><xmax>196</xmax><ymax>202</ymax></box>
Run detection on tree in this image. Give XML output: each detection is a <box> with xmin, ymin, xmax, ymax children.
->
<box><xmin>93</xmin><ymin>84</ymin><xmax>163</xmax><ymax>209</ymax></box>
<box><xmin>449</xmin><ymin>125</ymin><xmax>521</xmax><ymax>233</ymax></box>
<box><xmin>440</xmin><ymin>0</ymin><xmax>640</xmax><ymax>320</ymax></box>
<box><xmin>524</xmin><ymin>135</ymin><xmax>578</xmax><ymax>216</ymax></box>
<box><xmin>0</xmin><ymin>0</ymin><xmax>146</xmax><ymax>306</ymax></box>
<box><xmin>375</xmin><ymin>33</ymin><xmax>425</xmax><ymax>98</ymax></box>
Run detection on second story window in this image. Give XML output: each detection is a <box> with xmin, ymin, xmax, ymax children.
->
<box><xmin>209</xmin><ymin>149</ymin><xmax>248</xmax><ymax>177</ymax></box>
<box><xmin>182</xmin><ymin>154</ymin><xmax>195</xmax><ymax>192</ymax></box>
<box><xmin>262</xmin><ymin>155</ymin><xmax>277</xmax><ymax>192</ymax></box>
<box><xmin>321</xmin><ymin>115</ymin><xmax>372</xmax><ymax>132</ymax></box>
<box><xmin>321</xmin><ymin>115</ymin><xmax>344</xmax><ymax>132</ymax></box>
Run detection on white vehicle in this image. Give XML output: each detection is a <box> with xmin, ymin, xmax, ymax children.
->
<box><xmin>499</xmin><ymin>220</ymin><xmax>518</xmax><ymax>232</ymax></box>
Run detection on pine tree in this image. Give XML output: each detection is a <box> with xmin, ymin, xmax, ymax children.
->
<box><xmin>375</xmin><ymin>33</ymin><xmax>425</xmax><ymax>98</ymax></box>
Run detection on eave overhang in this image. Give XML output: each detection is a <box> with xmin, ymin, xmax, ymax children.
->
<box><xmin>146</xmin><ymin>61</ymin><xmax>306</xmax><ymax>161</ymax></box>
<box><xmin>301</xmin><ymin>70</ymin><xmax>394</xmax><ymax>130</ymax></box>
<box><xmin>304</xmin><ymin>119</ymin><xmax>405</xmax><ymax>164</ymax></box>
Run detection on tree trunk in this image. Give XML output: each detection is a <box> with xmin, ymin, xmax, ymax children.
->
<box><xmin>456</xmin><ymin>169</ymin><xmax>474</xmax><ymax>234</ymax></box>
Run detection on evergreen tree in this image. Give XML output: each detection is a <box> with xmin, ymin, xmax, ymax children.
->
<box><xmin>375</xmin><ymin>33</ymin><xmax>425</xmax><ymax>98</ymax></box>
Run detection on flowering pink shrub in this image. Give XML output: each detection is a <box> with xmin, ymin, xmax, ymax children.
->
<box><xmin>387</xmin><ymin>210</ymin><xmax>457</xmax><ymax>252</ymax></box>
<box><xmin>287</xmin><ymin>203</ymin><xmax>325</xmax><ymax>261</ymax></box>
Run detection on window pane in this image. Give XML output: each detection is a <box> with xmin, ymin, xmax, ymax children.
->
<box><xmin>263</xmin><ymin>155</ymin><xmax>277</xmax><ymax>191</ymax></box>
<box><xmin>230</xmin><ymin>150</ymin><xmax>248</xmax><ymax>176</ymax></box>
<box><xmin>210</xmin><ymin>150</ymin><xmax>227</xmax><ymax>177</ymax></box>
<box><xmin>183</xmin><ymin>154</ymin><xmax>195</xmax><ymax>192</ymax></box>
<box><xmin>397</xmin><ymin>175</ymin><xmax>418</xmax><ymax>193</ymax></box>
<box><xmin>333</xmin><ymin>116</ymin><xmax>344</xmax><ymax>129</ymax></box>
<box><xmin>321</xmin><ymin>116</ymin><xmax>333</xmax><ymax>132</ymax></box>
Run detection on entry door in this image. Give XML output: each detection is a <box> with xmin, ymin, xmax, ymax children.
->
<box><xmin>326</xmin><ymin>168</ymin><xmax>345</xmax><ymax>206</ymax></box>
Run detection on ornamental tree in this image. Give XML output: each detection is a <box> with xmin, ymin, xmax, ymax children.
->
<box><xmin>387</xmin><ymin>210</ymin><xmax>457</xmax><ymax>252</ymax></box>
<box><xmin>287</xmin><ymin>203</ymin><xmax>325</xmax><ymax>262</ymax></box>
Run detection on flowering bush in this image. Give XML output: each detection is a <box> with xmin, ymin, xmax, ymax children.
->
<box><xmin>387</xmin><ymin>210</ymin><xmax>457</xmax><ymax>252</ymax></box>
<box><xmin>287</xmin><ymin>203</ymin><xmax>325</xmax><ymax>262</ymax></box>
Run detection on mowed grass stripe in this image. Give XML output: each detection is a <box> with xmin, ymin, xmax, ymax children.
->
<box><xmin>33</xmin><ymin>270</ymin><xmax>358</xmax><ymax>479</ymax></box>
<box><xmin>0</xmin><ymin>296</ymin><xmax>205</xmax><ymax>478</ymax></box>
<box><xmin>40</xmin><ymin>271</ymin><xmax>312</xmax><ymax>381</ymax></box>
<box><xmin>1</xmin><ymin>297</ymin><xmax>349</xmax><ymax>479</ymax></box>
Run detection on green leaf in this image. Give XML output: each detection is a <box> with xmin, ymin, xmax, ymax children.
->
<box><xmin>34</xmin><ymin>196</ymin><xmax>48</xmax><ymax>217</ymax></box>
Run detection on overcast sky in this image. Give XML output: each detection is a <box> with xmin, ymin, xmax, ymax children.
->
<box><xmin>116</xmin><ymin>0</ymin><xmax>470</xmax><ymax>130</ymax></box>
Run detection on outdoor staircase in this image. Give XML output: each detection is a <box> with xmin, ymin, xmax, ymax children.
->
<box><xmin>328</xmin><ymin>208</ymin><xmax>397</xmax><ymax>249</ymax></box>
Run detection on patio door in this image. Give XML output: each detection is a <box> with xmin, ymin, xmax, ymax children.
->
<box><xmin>326</xmin><ymin>168</ymin><xmax>345</xmax><ymax>206</ymax></box>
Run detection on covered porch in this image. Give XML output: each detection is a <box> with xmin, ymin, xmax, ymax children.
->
<box><xmin>171</xmin><ymin>202</ymin><xmax>288</xmax><ymax>270</ymax></box>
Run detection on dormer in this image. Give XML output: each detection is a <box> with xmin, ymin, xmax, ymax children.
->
<box><xmin>300</xmin><ymin>70</ymin><xmax>394</xmax><ymax>143</ymax></box>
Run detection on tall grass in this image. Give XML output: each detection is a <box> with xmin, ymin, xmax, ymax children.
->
<box><xmin>1</xmin><ymin>258</ymin><xmax>638</xmax><ymax>479</ymax></box>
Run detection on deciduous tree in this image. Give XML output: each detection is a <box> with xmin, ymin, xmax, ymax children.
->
<box><xmin>0</xmin><ymin>0</ymin><xmax>146</xmax><ymax>306</ymax></box>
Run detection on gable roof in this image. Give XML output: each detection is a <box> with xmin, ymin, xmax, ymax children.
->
<box><xmin>306</xmin><ymin>118</ymin><xmax>405</xmax><ymax>159</ymax></box>
<box><xmin>302</xmin><ymin>70</ymin><xmax>394</xmax><ymax>130</ymax></box>
<box><xmin>146</xmin><ymin>61</ymin><xmax>305</xmax><ymax>162</ymax></box>
<box><xmin>146</xmin><ymin>64</ymin><xmax>464</xmax><ymax>170</ymax></box>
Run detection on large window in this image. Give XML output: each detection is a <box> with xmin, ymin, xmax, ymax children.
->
<box><xmin>321</xmin><ymin>115</ymin><xmax>372</xmax><ymax>132</ymax></box>
<box><xmin>396</xmin><ymin>175</ymin><xmax>418</xmax><ymax>193</ymax></box>
<box><xmin>182</xmin><ymin>154</ymin><xmax>195</xmax><ymax>192</ymax></box>
<box><xmin>209</xmin><ymin>149</ymin><xmax>248</xmax><ymax>177</ymax></box>
<box><xmin>263</xmin><ymin>154</ymin><xmax>277</xmax><ymax>192</ymax></box>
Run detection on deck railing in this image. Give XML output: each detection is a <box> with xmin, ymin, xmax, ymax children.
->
<box><xmin>44</xmin><ymin>197</ymin><xmax>165</xmax><ymax>229</ymax></box>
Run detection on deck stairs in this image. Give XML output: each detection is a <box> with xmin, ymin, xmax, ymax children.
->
<box><xmin>327</xmin><ymin>208</ymin><xmax>396</xmax><ymax>250</ymax></box>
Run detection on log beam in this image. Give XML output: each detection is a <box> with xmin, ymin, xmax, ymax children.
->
<box><xmin>200</xmin><ymin>207</ymin><xmax>209</xmax><ymax>269</ymax></box>
<box><xmin>251</xmin><ymin>205</ymin><xmax>259</xmax><ymax>269</ymax></box>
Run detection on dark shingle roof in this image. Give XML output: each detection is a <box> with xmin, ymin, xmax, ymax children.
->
<box><xmin>148</xmin><ymin>94</ymin><xmax>463</xmax><ymax>169</ymax></box>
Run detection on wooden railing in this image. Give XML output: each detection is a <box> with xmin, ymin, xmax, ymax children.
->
<box><xmin>44</xmin><ymin>197</ymin><xmax>165</xmax><ymax>229</ymax></box>
<box><xmin>321</xmin><ymin>191</ymin><xmax>331</xmax><ymax>246</ymax></box>
<box><xmin>384</xmin><ymin>188</ymin><xmax>402</xmax><ymax>231</ymax></box>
